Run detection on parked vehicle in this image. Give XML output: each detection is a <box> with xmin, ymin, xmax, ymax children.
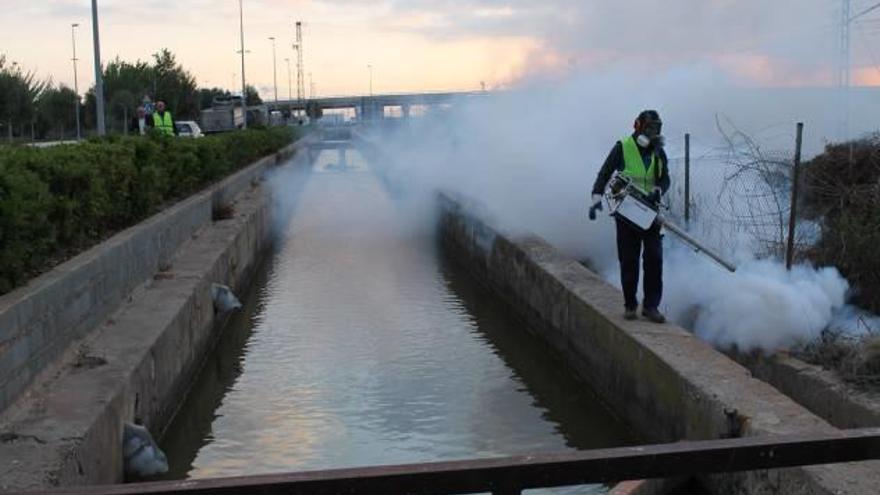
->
<box><xmin>175</xmin><ymin>121</ymin><xmax>204</xmax><ymax>138</ymax></box>
<box><xmin>200</xmin><ymin>96</ymin><xmax>245</xmax><ymax>134</ymax></box>
<box><xmin>245</xmin><ymin>105</ymin><xmax>269</xmax><ymax>127</ymax></box>
<box><xmin>269</xmin><ymin>110</ymin><xmax>285</xmax><ymax>127</ymax></box>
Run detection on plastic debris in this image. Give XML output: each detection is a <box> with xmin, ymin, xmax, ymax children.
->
<box><xmin>123</xmin><ymin>423</ymin><xmax>168</xmax><ymax>478</ymax></box>
<box><xmin>211</xmin><ymin>283</ymin><xmax>243</xmax><ymax>313</ymax></box>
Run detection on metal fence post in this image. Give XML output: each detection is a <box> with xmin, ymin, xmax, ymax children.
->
<box><xmin>684</xmin><ymin>133</ymin><xmax>691</xmax><ymax>225</ymax></box>
<box><xmin>785</xmin><ymin>122</ymin><xmax>804</xmax><ymax>271</ymax></box>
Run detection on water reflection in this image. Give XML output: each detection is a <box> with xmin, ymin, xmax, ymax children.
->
<box><xmin>159</xmin><ymin>150</ymin><xmax>635</xmax><ymax>494</ymax></box>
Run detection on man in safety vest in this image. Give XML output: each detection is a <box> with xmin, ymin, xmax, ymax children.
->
<box><xmin>152</xmin><ymin>100</ymin><xmax>177</xmax><ymax>136</ymax></box>
<box><xmin>590</xmin><ymin>110</ymin><xmax>670</xmax><ymax>323</ymax></box>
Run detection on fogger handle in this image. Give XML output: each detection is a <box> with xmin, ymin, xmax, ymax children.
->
<box><xmin>658</xmin><ymin>215</ymin><xmax>738</xmax><ymax>273</ymax></box>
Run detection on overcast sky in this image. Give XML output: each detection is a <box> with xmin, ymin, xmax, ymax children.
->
<box><xmin>2</xmin><ymin>0</ymin><xmax>880</xmax><ymax>97</ymax></box>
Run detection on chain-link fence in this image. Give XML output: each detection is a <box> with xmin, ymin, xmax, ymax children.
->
<box><xmin>657</xmin><ymin>121</ymin><xmax>880</xmax><ymax>316</ymax></box>
<box><xmin>660</xmin><ymin>122</ymin><xmax>817</xmax><ymax>265</ymax></box>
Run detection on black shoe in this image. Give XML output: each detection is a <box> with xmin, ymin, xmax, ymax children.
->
<box><xmin>624</xmin><ymin>308</ymin><xmax>638</xmax><ymax>320</ymax></box>
<box><xmin>642</xmin><ymin>308</ymin><xmax>666</xmax><ymax>324</ymax></box>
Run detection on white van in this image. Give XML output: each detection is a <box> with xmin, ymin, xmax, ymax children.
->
<box><xmin>175</xmin><ymin>121</ymin><xmax>204</xmax><ymax>138</ymax></box>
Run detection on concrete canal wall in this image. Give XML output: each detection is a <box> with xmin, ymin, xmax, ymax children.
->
<box><xmin>0</xmin><ymin>142</ymin><xmax>299</xmax><ymax>414</ymax></box>
<box><xmin>0</xmin><ymin>138</ymin><xmax>307</xmax><ymax>491</ymax></box>
<box><xmin>437</xmin><ymin>192</ymin><xmax>880</xmax><ymax>495</ymax></box>
<box><xmin>737</xmin><ymin>352</ymin><xmax>880</xmax><ymax>430</ymax></box>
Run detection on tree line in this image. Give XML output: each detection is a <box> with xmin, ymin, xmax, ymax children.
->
<box><xmin>0</xmin><ymin>49</ymin><xmax>262</xmax><ymax>142</ymax></box>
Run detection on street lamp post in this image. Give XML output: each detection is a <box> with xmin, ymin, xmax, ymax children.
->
<box><xmin>367</xmin><ymin>64</ymin><xmax>373</xmax><ymax>122</ymax></box>
<box><xmin>91</xmin><ymin>0</ymin><xmax>106</xmax><ymax>135</ymax></box>
<box><xmin>284</xmin><ymin>58</ymin><xmax>291</xmax><ymax>101</ymax></box>
<box><xmin>238</xmin><ymin>0</ymin><xmax>247</xmax><ymax>129</ymax></box>
<box><xmin>838</xmin><ymin>0</ymin><xmax>880</xmax><ymax>140</ymax></box>
<box><xmin>268</xmin><ymin>37</ymin><xmax>278</xmax><ymax>103</ymax></box>
<box><xmin>71</xmin><ymin>23</ymin><xmax>81</xmax><ymax>140</ymax></box>
<box><xmin>284</xmin><ymin>58</ymin><xmax>292</xmax><ymax>122</ymax></box>
<box><xmin>151</xmin><ymin>51</ymin><xmax>160</xmax><ymax>99</ymax></box>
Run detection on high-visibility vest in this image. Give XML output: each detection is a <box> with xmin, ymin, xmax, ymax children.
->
<box><xmin>153</xmin><ymin>111</ymin><xmax>174</xmax><ymax>136</ymax></box>
<box><xmin>620</xmin><ymin>135</ymin><xmax>662</xmax><ymax>193</ymax></box>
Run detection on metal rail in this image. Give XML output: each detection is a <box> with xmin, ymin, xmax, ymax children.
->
<box><xmin>33</xmin><ymin>428</ymin><xmax>880</xmax><ymax>495</ymax></box>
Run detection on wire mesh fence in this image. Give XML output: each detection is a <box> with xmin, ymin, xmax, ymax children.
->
<box><xmin>660</xmin><ymin>122</ymin><xmax>817</xmax><ymax>264</ymax></box>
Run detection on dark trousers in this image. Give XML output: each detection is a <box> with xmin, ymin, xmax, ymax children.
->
<box><xmin>615</xmin><ymin>217</ymin><xmax>663</xmax><ymax>310</ymax></box>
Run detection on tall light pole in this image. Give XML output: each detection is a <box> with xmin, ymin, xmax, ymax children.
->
<box><xmin>309</xmin><ymin>72</ymin><xmax>314</xmax><ymax>99</ymax></box>
<box><xmin>91</xmin><ymin>0</ymin><xmax>106</xmax><ymax>135</ymax></box>
<box><xmin>151</xmin><ymin>51</ymin><xmax>160</xmax><ymax>99</ymax></box>
<box><xmin>71</xmin><ymin>23</ymin><xmax>81</xmax><ymax>140</ymax></box>
<box><xmin>838</xmin><ymin>0</ymin><xmax>880</xmax><ymax>140</ymax></box>
<box><xmin>284</xmin><ymin>57</ymin><xmax>291</xmax><ymax>101</ymax></box>
<box><xmin>238</xmin><ymin>0</ymin><xmax>247</xmax><ymax>129</ymax></box>
<box><xmin>367</xmin><ymin>64</ymin><xmax>373</xmax><ymax>122</ymax></box>
<box><xmin>293</xmin><ymin>21</ymin><xmax>305</xmax><ymax>106</ymax></box>
<box><xmin>268</xmin><ymin>37</ymin><xmax>278</xmax><ymax>103</ymax></box>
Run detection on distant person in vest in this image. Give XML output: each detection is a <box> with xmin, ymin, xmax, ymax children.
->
<box><xmin>152</xmin><ymin>100</ymin><xmax>177</xmax><ymax>136</ymax></box>
<box><xmin>589</xmin><ymin>110</ymin><xmax>670</xmax><ymax>323</ymax></box>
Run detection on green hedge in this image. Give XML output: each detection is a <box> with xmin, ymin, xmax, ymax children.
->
<box><xmin>0</xmin><ymin>127</ymin><xmax>297</xmax><ymax>293</ymax></box>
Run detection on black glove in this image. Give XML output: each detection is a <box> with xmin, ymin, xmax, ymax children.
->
<box><xmin>588</xmin><ymin>194</ymin><xmax>602</xmax><ymax>220</ymax></box>
<box><xmin>647</xmin><ymin>187</ymin><xmax>662</xmax><ymax>207</ymax></box>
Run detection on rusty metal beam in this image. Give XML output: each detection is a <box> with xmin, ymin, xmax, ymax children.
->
<box><xmin>29</xmin><ymin>428</ymin><xmax>880</xmax><ymax>495</ymax></box>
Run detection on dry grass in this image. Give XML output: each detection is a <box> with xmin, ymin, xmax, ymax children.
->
<box><xmin>793</xmin><ymin>329</ymin><xmax>880</xmax><ymax>386</ymax></box>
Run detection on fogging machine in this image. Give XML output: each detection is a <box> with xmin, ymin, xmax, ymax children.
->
<box><xmin>591</xmin><ymin>173</ymin><xmax>737</xmax><ymax>273</ymax></box>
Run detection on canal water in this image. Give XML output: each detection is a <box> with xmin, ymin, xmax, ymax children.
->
<box><xmin>159</xmin><ymin>148</ymin><xmax>636</xmax><ymax>492</ymax></box>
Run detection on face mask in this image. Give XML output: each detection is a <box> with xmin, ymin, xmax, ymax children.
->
<box><xmin>637</xmin><ymin>119</ymin><xmax>663</xmax><ymax>148</ymax></box>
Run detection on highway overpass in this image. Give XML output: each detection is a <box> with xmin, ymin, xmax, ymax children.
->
<box><xmin>267</xmin><ymin>90</ymin><xmax>488</xmax><ymax>119</ymax></box>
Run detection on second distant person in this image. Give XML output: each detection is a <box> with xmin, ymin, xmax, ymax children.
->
<box><xmin>152</xmin><ymin>100</ymin><xmax>177</xmax><ymax>136</ymax></box>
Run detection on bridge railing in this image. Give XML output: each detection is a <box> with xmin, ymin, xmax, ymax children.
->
<box><xmin>33</xmin><ymin>427</ymin><xmax>880</xmax><ymax>495</ymax></box>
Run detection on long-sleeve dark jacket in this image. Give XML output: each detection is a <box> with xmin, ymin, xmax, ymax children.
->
<box><xmin>591</xmin><ymin>134</ymin><xmax>670</xmax><ymax>195</ymax></box>
<box><xmin>130</xmin><ymin>114</ymin><xmax>152</xmax><ymax>135</ymax></box>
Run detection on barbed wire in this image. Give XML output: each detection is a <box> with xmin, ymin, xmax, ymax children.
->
<box><xmin>660</xmin><ymin>117</ymin><xmax>818</xmax><ymax>260</ymax></box>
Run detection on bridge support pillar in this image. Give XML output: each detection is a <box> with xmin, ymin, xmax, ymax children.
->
<box><xmin>338</xmin><ymin>147</ymin><xmax>347</xmax><ymax>168</ymax></box>
<box><xmin>360</xmin><ymin>101</ymin><xmax>372</xmax><ymax>122</ymax></box>
<box><xmin>402</xmin><ymin>104</ymin><xmax>411</xmax><ymax>119</ymax></box>
<box><xmin>361</xmin><ymin>99</ymin><xmax>383</xmax><ymax>122</ymax></box>
<box><xmin>374</xmin><ymin>101</ymin><xmax>383</xmax><ymax>121</ymax></box>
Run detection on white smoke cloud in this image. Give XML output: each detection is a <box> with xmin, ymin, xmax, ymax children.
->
<box><xmin>368</xmin><ymin>61</ymin><xmax>876</xmax><ymax>352</ymax></box>
<box><xmin>663</xmin><ymin>253</ymin><xmax>849</xmax><ymax>351</ymax></box>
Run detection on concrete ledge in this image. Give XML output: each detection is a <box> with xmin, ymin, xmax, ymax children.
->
<box><xmin>0</xmin><ymin>176</ymin><xmax>277</xmax><ymax>491</ymax></box>
<box><xmin>437</xmin><ymin>193</ymin><xmax>880</xmax><ymax>494</ymax></box>
<box><xmin>0</xmin><ymin>137</ymin><xmax>307</xmax><ymax>414</ymax></box>
<box><xmin>737</xmin><ymin>352</ymin><xmax>880</xmax><ymax>430</ymax></box>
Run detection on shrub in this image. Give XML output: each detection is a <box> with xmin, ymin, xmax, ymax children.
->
<box><xmin>0</xmin><ymin>127</ymin><xmax>298</xmax><ymax>293</ymax></box>
<box><xmin>0</xmin><ymin>159</ymin><xmax>54</xmax><ymax>292</ymax></box>
<box><xmin>802</xmin><ymin>135</ymin><xmax>880</xmax><ymax>312</ymax></box>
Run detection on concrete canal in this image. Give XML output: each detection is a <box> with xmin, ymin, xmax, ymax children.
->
<box><xmin>158</xmin><ymin>148</ymin><xmax>637</xmax><ymax>491</ymax></box>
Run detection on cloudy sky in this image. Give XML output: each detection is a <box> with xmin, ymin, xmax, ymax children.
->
<box><xmin>2</xmin><ymin>0</ymin><xmax>880</xmax><ymax>97</ymax></box>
